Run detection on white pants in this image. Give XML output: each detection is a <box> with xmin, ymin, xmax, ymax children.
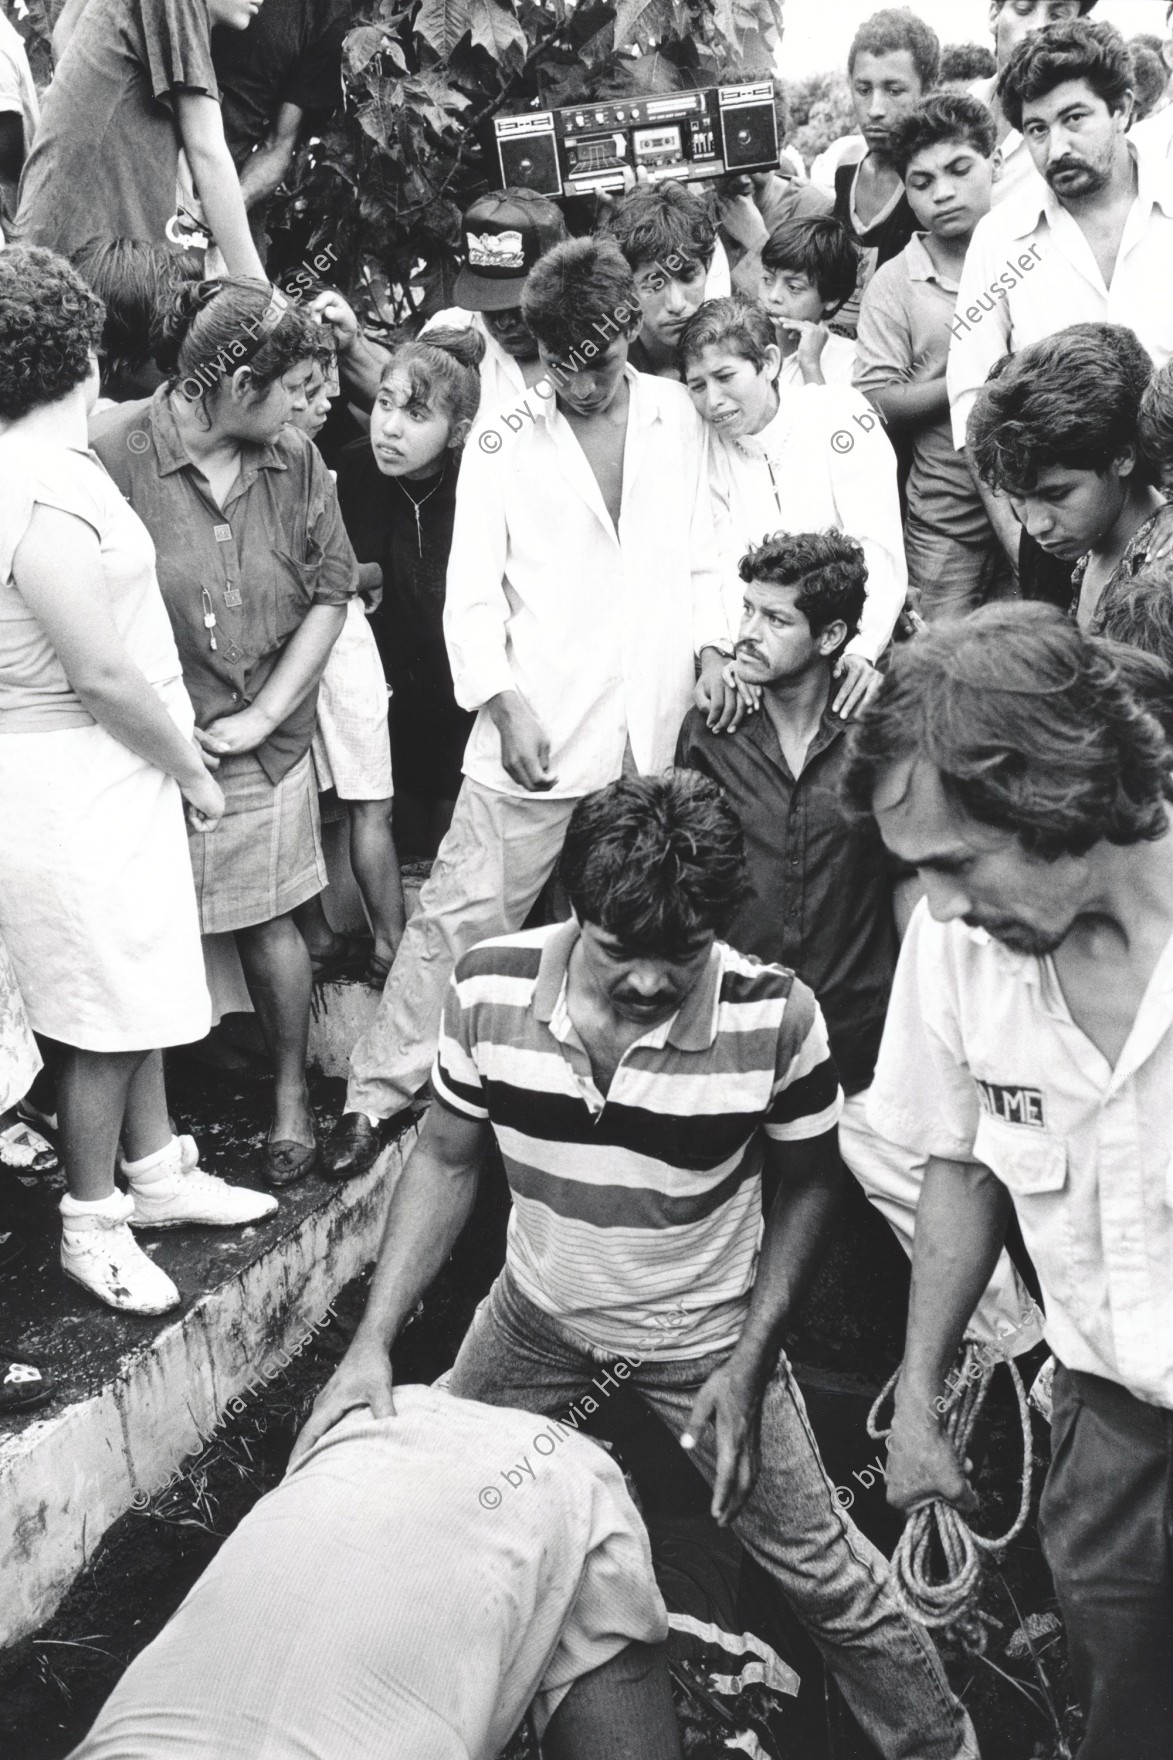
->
<box><xmin>839</xmin><ymin>1089</ymin><xmax>1043</xmax><ymax>1356</ymax></box>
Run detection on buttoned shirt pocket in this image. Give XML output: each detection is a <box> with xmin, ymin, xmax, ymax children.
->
<box><xmin>973</xmin><ymin>1112</ymin><xmax>1068</xmax><ymax>1197</ymax></box>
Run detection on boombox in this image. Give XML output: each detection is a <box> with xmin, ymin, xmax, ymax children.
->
<box><xmin>494</xmin><ymin>83</ymin><xmax>779</xmax><ymax>200</ymax></box>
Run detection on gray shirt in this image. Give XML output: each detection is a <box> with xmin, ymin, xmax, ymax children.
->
<box><xmin>854</xmin><ymin>231</ymin><xmax>990</xmax><ymax>546</ymax></box>
<box><xmin>15</xmin><ymin>0</ymin><xmax>219</xmax><ymax>260</ymax></box>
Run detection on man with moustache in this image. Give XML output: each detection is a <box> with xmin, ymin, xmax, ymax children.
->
<box><xmin>301</xmin><ymin>770</ymin><xmax>982</xmax><ymax>1760</ymax></box>
<box><xmin>845</xmin><ymin>603</ymin><xmax>1173</xmax><ymax>1760</ymax></box>
<box><xmin>947</xmin><ymin>18</ymin><xmax>1173</xmax><ymax>574</ymax></box>
<box><xmin>968</xmin><ymin>0</ymin><xmax>1097</xmax><ymax>208</ymax></box>
<box><xmin>675</xmin><ymin>531</ymin><xmax>1039</xmax><ymax>1356</ymax></box>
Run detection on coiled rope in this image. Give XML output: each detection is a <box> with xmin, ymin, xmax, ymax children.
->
<box><xmin>867</xmin><ymin>1341</ymin><xmax>1034</xmax><ymax>1651</ymax></box>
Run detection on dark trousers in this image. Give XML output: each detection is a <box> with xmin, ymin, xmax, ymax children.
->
<box><xmin>1039</xmin><ymin>1365</ymin><xmax>1173</xmax><ymax>1759</ymax></box>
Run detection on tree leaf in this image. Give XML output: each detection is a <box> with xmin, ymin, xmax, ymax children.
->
<box><xmin>613</xmin><ymin>0</ymin><xmax>660</xmax><ymax>49</ymax></box>
<box><xmin>415</xmin><ymin>0</ymin><xmax>475</xmax><ymax>59</ymax></box>
<box><xmin>345</xmin><ymin>25</ymin><xmax>406</xmax><ymax>76</ymax></box>
<box><xmin>468</xmin><ymin>0</ymin><xmax>528</xmax><ymax>63</ymax></box>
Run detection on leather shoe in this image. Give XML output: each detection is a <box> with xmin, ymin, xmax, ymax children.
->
<box><xmin>322</xmin><ymin>1111</ymin><xmax>390</xmax><ymax>1182</ymax></box>
<box><xmin>262</xmin><ymin>1128</ymin><xmax>320</xmax><ymax>1188</ymax></box>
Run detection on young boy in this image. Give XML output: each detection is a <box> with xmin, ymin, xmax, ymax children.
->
<box><xmin>967</xmin><ymin>322</ymin><xmax>1166</xmax><ymax>630</ymax></box>
<box><xmin>325</xmin><ymin>238</ymin><xmax>733</xmax><ymax>1177</ymax></box>
<box><xmin>601</xmin><ymin>182</ymin><xmax>716</xmax><ymax>379</ymax></box>
<box><xmin>830</xmin><ymin>7</ymin><xmax>940</xmax><ymax>336</ymax></box>
<box><xmin>855</xmin><ymin>91</ymin><xmax>1013</xmax><ymax>620</ymax></box>
<box><xmin>758</xmin><ymin>215</ymin><xmax>860</xmax><ymax>387</ymax></box>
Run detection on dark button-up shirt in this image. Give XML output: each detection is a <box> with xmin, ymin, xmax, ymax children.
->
<box><xmin>92</xmin><ymin>387</ymin><xmax>357</xmax><ymax>783</ymax></box>
<box><xmin>676</xmin><ymin>699</ymin><xmax>900</xmax><ymax>1094</ymax></box>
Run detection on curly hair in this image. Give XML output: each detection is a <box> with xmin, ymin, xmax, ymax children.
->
<box><xmin>559</xmin><ymin>772</ymin><xmax>750</xmax><ymax>952</ymax></box>
<box><xmin>848</xmin><ymin>8</ymin><xmax>941</xmax><ymax>89</ymax></box>
<box><xmin>888</xmin><ymin>91</ymin><xmax>997</xmax><ymax>178</ymax></box>
<box><xmin>739</xmin><ymin>530</ymin><xmax>868</xmax><ymax>658</ymax></box>
<box><xmin>679</xmin><ymin>295</ymin><xmax>776</xmax><ymax>378</ymax></box>
<box><xmin>0</xmin><ymin>245</ymin><xmax>105</xmax><ymax>421</ymax></box>
<box><xmin>154</xmin><ymin>277</ymin><xmax>320</xmax><ymax>416</ymax></box>
<box><xmin>997</xmin><ymin>19</ymin><xmax>1133</xmax><ymax>134</ymax></box>
<box><xmin>760</xmin><ymin>215</ymin><xmax>860</xmax><ymax>309</ymax></box>
<box><xmin>842</xmin><ymin>602</ymin><xmax>1173</xmax><ymax>858</ymax></box>
<box><xmin>966</xmin><ymin>322</ymin><xmax>1155</xmax><ymax>495</ymax></box>
<box><xmin>601</xmin><ymin>181</ymin><xmax>716</xmax><ymax>276</ymax></box>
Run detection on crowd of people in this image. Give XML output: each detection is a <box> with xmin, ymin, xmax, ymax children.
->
<box><xmin>1</xmin><ymin>1</ymin><xmax>1172</xmax><ymax>1756</ymax></box>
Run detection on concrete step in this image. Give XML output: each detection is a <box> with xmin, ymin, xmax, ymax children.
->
<box><xmin>0</xmin><ymin>1075</ymin><xmax>419</xmax><ymax>1649</ymax></box>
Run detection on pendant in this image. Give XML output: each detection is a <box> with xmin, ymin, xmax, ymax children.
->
<box><xmin>223</xmin><ymin>587</ymin><xmax>243</xmax><ymax>609</ymax></box>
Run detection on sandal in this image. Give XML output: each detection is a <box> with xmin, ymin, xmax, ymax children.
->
<box><xmin>0</xmin><ymin>1119</ymin><xmax>59</xmax><ymax>1174</ymax></box>
<box><xmin>310</xmin><ymin>934</ymin><xmax>373</xmax><ymax>985</ymax></box>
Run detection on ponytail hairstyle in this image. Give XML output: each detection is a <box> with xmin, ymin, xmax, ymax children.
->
<box><xmin>155</xmin><ymin>277</ymin><xmax>319</xmax><ymax>421</ymax></box>
<box><xmin>378</xmin><ymin>325</ymin><xmax>485</xmax><ymax>444</ymax></box>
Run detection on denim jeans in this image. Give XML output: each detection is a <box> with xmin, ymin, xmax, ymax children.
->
<box><xmin>448</xmin><ymin>1269</ymin><xmax>978</xmax><ymax>1760</ymax></box>
<box><xmin>1039</xmin><ymin>1365</ymin><xmax>1173</xmax><ymax>1759</ymax></box>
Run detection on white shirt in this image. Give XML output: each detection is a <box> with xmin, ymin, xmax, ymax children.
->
<box><xmin>423</xmin><ymin>306</ymin><xmax>533</xmax><ymax>418</ymax></box>
<box><xmin>0</xmin><ymin>11</ymin><xmax>38</xmax><ymax>245</ymax></box>
<box><xmin>777</xmin><ymin>332</ymin><xmax>857</xmax><ymax>389</ymax></box>
<box><xmin>445</xmin><ymin>367</ymin><xmax>727</xmax><ymax>799</ymax></box>
<box><xmin>810</xmin><ymin>134</ymin><xmax>865</xmax><ymax>195</ymax></box>
<box><xmin>947</xmin><ymin>145</ymin><xmax>1173</xmax><ymax>447</ymax></box>
<box><xmin>968</xmin><ymin>75</ymin><xmax>1043</xmax><ymax>209</ymax></box>
<box><xmin>869</xmin><ymin>901</ymin><xmax>1173</xmax><ymax>1409</ymax></box>
<box><xmin>1131</xmin><ymin>103</ymin><xmax>1173</xmax><ymax>164</ymax></box>
<box><xmin>706</xmin><ymin>383</ymin><xmax>907</xmax><ymax>659</ymax></box>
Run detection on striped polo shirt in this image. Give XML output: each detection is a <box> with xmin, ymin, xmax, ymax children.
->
<box><xmin>433</xmin><ymin>921</ymin><xmax>843</xmax><ymax>1360</ymax></box>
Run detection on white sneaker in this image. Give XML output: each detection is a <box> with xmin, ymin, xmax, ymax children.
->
<box><xmin>125</xmin><ymin>1139</ymin><xmax>278</xmax><ymax>1230</ymax></box>
<box><xmin>61</xmin><ymin>1196</ymin><xmax>181</xmax><ymax>1314</ymax></box>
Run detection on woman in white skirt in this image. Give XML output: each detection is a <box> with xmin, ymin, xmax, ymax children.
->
<box><xmin>0</xmin><ymin>248</ymin><xmax>275</xmax><ymax>1315</ymax></box>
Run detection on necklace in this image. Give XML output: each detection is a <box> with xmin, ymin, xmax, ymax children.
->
<box><xmin>393</xmin><ymin>471</ymin><xmax>444</xmax><ymax>556</ymax></box>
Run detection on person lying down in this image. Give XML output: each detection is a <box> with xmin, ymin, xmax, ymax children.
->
<box><xmin>68</xmin><ymin>1386</ymin><xmax>683</xmax><ymax>1760</ymax></box>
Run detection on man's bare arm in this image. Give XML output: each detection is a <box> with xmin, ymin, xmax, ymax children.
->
<box><xmin>886</xmin><ymin>1154</ymin><xmax>1012</xmax><ymax>1513</ymax></box>
<box><xmin>685</xmin><ymin>1130</ymin><xmax>845</xmax><ymax>1524</ymax></box>
<box><xmin>291</xmin><ymin>1103</ymin><xmax>490</xmax><ymax>1460</ymax></box>
<box><xmin>731</xmin><ymin>1131</ymin><xmax>845</xmax><ymax>1387</ymax></box>
<box><xmin>966</xmin><ymin>450</ymin><xmax>1021</xmax><ymax>569</ymax></box>
<box><xmin>238</xmin><ymin>101</ymin><xmax>304</xmax><ymax>211</ymax></box>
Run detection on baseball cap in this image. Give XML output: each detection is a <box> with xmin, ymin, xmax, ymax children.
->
<box><xmin>454</xmin><ymin>190</ymin><xmax>567</xmax><ymax>311</ymax></box>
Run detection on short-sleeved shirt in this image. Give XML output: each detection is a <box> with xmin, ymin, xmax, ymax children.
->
<box><xmin>868</xmin><ymin>900</ymin><xmax>1173</xmax><ymax>1408</ymax></box>
<box><xmin>433</xmin><ymin>921</ymin><xmax>843</xmax><ymax>1361</ymax></box>
<box><xmin>70</xmin><ymin>1390</ymin><xmax>669</xmax><ymax>1760</ymax></box>
<box><xmin>91</xmin><ymin>388</ymin><xmax>357</xmax><ymax>782</ymax></box>
<box><xmin>675</xmin><ymin>702</ymin><xmax>899</xmax><ymax>1095</ymax></box>
<box><xmin>15</xmin><ymin>0</ymin><xmax>218</xmax><ymax>260</ymax></box>
<box><xmin>0</xmin><ymin>14</ymin><xmax>39</xmax><ymax>211</ymax></box>
<box><xmin>777</xmin><ymin>332</ymin><xmax>856</xmax><ymax>389</ymax></box>
<box><xmin>215</xmin><ymin>0</ymin><xmax>349</xmax><ymax>167</ymax></box>
<box><xmin>0</xmin><ymin>440</ymin><xmax>184</xmax><ymax>732</ymax></box>
<box><xmin>854</xmin><ymin>233</ymin><xmax>992</xmax><ymax>547</ymax></box>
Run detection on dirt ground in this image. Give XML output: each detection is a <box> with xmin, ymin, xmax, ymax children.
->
<box><xmin>0</xmin><ymin>1067</ymin><xmax>1082</xmax><ymax>1759</ymax></box>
